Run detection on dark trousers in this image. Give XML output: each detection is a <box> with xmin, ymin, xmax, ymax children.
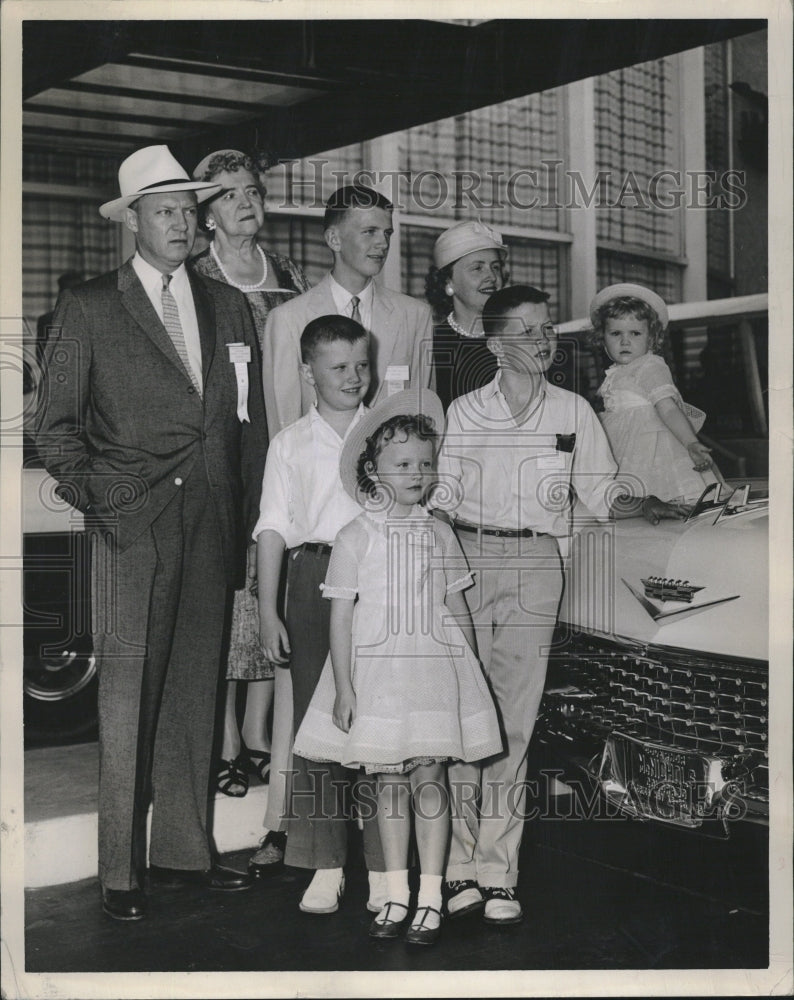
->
<box><xmin>283</xmin><ymin>545</ymin><xmax>384</xmax><ymax>872</ymax></box>
<box><xmin>92</xmin><ymin>465</ymin><xmax>228</xmax><ymax>890</ymax></box>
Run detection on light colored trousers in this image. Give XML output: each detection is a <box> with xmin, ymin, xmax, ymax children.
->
<box><xmin>446</xmin><ymin>531</ymin><xmax>563</xmax><ymax>889</ymax></box>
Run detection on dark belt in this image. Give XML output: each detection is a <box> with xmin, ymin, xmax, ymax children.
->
<box><xmin>454</xmin><ymin>521</ymin><xmax>545</xmax><ymax>539</ymax></box>
<box><xmin>297</xmin><ymin>541</ymin><xmax>333</xmax><ymax>555</ymax></box>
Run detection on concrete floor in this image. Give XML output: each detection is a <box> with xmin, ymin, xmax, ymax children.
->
<box><xmin>24</xmin><ymin>813</ymin><xmax>768</xmax><ymax>975</ymax></box>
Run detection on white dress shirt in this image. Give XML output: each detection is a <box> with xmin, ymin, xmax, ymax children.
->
<box><xmin>253</xmin><ymin>405</ymin><xmax>367</xmax><ymax>548</ymax></box>
<box><xmin>132</xmin><ymin>253</ymin><xmax>203</xmax><ymax>388</ymax></box>
<box><xmin>328</xmin><ymin>273</ymin><xmax>374</xmax><ymax>332</ymax></box>
<box><xmin>438</xmin><ymin>373</ymin><xmax>617</xmax><ymax>537</ymax></box>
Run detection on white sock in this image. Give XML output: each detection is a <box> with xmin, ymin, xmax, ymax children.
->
<box><xmin>385</xmin><ymin>869</ymin><xmax>410</xmax><ymax>906</ymax></box>
<box><xmin>415</xmin><ymin>873</ymin><xmax>443</xmax><ymax>928</ymax></box>
<box><xmin>310</xmin><ymin>867</ymin><xmax>343</xmax><ymax>883</ymax></box>
<box><xmin>375</xmin><ymin>869</ymin><xmax>410</xmax><ymax>923</ymax></box>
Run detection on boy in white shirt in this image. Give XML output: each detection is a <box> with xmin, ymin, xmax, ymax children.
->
<box><xmin>252</xmin><ymin>314</ymin><xmax>385</xmax><ymax>913</ymax></box>
<box><xmin>438</xmin><ymin>285</ymin><xmax>687</xmax><ymax>925</ymax></box>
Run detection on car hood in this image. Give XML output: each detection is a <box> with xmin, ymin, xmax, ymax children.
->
<box><xmin>560</xmin><ymin>504</ymin><xmax>768</xmax><ymax>662</ymax></box>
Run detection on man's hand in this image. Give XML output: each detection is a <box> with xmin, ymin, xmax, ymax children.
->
<box><xmin>641</xmin><ymin>495</ymin><xmax>690</xmax><ymax>525</ymax></box>
<box><xmin>332</xmin><ymin>688</ymin><xmax>356</xmax><ymax>733</ymax></box>
<box><xmin>259</xmin><ymin>613</ymin><xmax>291</xmax><ymax>665</ymax></box>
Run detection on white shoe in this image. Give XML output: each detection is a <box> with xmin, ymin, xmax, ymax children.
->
<box><xmin>299</xmin><ymin>868</ymin><xmax>345</xmax><ymax>914</ymax></box>
<box><xmin>482</xmin><ymin>886</ymin><xmax>523</xmax><ymax>925</ymax></box>
<box><xmin>366</xmin><ymin>870</ymin><xmax>388</xmax><ymax>913</ymax></box>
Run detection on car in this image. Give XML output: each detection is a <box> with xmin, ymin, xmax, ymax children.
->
<box><xmin>22</xmin><ymin>370</ymin><xmax>96</xmax><ymax>746</ymax></box>
<box><xmin>535</xmin><ymin>482</ymin><xmax>769</xmax><ymax>832</ymax></box>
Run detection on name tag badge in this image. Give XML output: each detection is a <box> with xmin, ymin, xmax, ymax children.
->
<box><xmin>227</xmin><ymin>344</ymin><xmax>251</xmax><ymax>423</ymax></box>
<box><xmin>538</xmin><ymin>453</ymin><xmax>566</xmax><ymax>470</ymax></box>
<box><xmin>385</xmin><ymin>364</ymin><xmax>410</xmax><ymax>396</ymax></box>
<box><xmin>227</xmin><ymin>343</ymin><xmax>251</xmax><ymax>364</ymax></box>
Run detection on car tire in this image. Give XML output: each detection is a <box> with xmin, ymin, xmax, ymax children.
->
<box><xmin>23</xmin><ymin>648</ymin><xmax>98</xmax><ymax>745</ymax></box>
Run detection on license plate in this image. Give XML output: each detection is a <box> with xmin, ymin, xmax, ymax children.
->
<box><xmin>599</xmin><ymin>733</ymin><xmax>719</xmax><ymax>828</ymax></box>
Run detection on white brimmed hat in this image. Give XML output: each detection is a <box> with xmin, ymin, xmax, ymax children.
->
<box><xmin>589</xmin><ymin>283</ymin><xmax>669</xmax><ymax>330</ymax></box>
<box><xmin>99</xmin><ymin>145</ymin><xmax>222</xmax><ymax>221</ymax></box>
<box><xmin>433</xmin><ymin>220</ymin><xmax>507</xmax><ymax>270</ymax></box>
<box><xmin>339</xmin><ymin>388</ymin><xmax>445</xmax><ymax>504</ymax></box>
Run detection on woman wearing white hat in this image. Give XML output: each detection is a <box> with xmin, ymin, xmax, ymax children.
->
<box><xmin>425</xmin><ymin>220</ymin><xmax>507</xmax><ymax>409</ymax></box>
<box><xmin>189</xmin><ymin>151</ymin><xmax>309</xmax><ymax>873</ymax></box>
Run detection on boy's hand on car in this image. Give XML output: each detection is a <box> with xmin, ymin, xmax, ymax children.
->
<box><xmin>333</xmin><ymin>689</ymin><xmax>356</xmax><ymax>733</ymax></box>
<box><xmin>641</xmin><ymin>495</ymin><xmax>690</xmax><ymax>525</ymax></box>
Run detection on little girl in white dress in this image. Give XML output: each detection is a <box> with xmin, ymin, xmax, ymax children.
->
<box><xmin>589</xmin><ymin>283</ymin><xmax>723</xmax><ymax>502</ymax></box>
<box><xmin>293</xmin><ymin>389</ymin><xmax>502</xmax><ymax>946</ymax></box>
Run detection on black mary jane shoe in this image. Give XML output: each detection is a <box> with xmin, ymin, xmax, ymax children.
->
<box><xmin>368</xmin><ymin>901</ymin><xmax>410</xmax><ymax>940</ymax></box>
<box><xmin>404</xmin><ymin>905</ymin><xmax>442</xmax><ymax>946</ymax></box>
<box><xmin>101</xmin><ymin>886</ymin><xmax>147</xmax><ymax>921</ymax></box>
<box><xmin>149</xmin><ymin>863</ymin><xmax>252</xmax><ymax>892</ymax></box>
<box><xmin>216</xmin><ymin>756</ymin><xmax>249</xmax><ymax>797</ymax></box>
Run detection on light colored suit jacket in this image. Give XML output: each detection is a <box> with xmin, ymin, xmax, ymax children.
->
<box><xmin>35</xmin><ymin>260</ymin><xmax>268</xmax><ymax>585</ymax></box>
<box><xmin>262</xmin><ymin>272</ymin><xmax>434</xmax><ymax>434</ymax></box>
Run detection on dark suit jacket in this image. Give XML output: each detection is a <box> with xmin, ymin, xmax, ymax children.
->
<box><xmin>35</xmin><ymin>260</ymin><xmax>268</xmax><ymax>587</ymax></box>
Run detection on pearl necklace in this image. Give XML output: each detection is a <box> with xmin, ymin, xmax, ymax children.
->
<box><xmin>446</xmin><ymin>311</ymin><xmax>482</xmax><ymax>339</ymax></box>
<box><xmin>210</xmin><ymin>242</ymin><xmax>268</xmax><ymax>292</ymax></box>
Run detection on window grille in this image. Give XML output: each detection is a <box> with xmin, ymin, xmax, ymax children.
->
<box><xmin>594</xmin><ymin>58</ymin><xmax>681</xmax><ymax>257</ymax></box>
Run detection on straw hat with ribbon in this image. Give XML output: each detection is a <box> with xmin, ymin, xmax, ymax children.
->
<box><xmin>99</xmin><ymin>145</ymin><xmax>222</xmax><ymax>222</ymax></box>
<box><xmin>339</xmin><ymin>388</ymin><xmax>446</xmax><ymax>506</ymax></box>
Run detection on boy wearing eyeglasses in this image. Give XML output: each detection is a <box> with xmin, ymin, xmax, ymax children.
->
<box><xmin>436</xmin><ymin>285</ymin><xmax>686</xmax><ymax>926</ymax></box>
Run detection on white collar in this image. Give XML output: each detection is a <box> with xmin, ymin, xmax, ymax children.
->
<box><xmin>310</xmin><ymin>402</ymin><xmax>368</xmax><ymax>440</ymax></box>
<box><xmin>363</xmin><ymin>503</ymin><xmax>432</xmax><ymax>524</ymax></box>
<box><xmin>132</xmin><ymin>252</ymin><xmax>188</xmax><ymax>293</ymax></box>
<box><xmin>482</xmin><ymin>369</ymin><xmax>547</xmax><ymax>401</ymax></box>
<box><xmin>328</xmin><ymin>272</ymin><xmax>374</xmax><ymax>311</ymax></box>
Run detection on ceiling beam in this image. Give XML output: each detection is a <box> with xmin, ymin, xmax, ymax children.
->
<box><xmin>24</xmin><ymin>17</ymin><xmax>766</xmax><ymax>169</ymax></box>
<box><xmin>23</xmin><ymin>103</ymin><xmax>200</xmax><ymax>130</ymax></box>
<box><xmin>172</xmin><ymin>18</ymin><xmax>766</xmax><ymax>165</ymax></box>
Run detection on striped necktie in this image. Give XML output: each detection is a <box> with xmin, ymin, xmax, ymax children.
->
<box><xmin>350</xmin><ymin>295</ymin><xmax>362</xmax><ymax>325</ymax></box>
<box><xmin>161</xmin><ymin>274</ymin><xmax>202</xmax><ymax>397</ymax></box>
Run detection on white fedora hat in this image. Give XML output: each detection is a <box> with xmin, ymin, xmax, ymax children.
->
<box><xmin>99</xmin><ymin>145</ymin><xmax>222</xmax><ymax>222</ymax></box>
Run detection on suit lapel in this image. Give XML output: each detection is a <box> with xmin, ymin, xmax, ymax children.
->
<box><xmin>189</xmin><ymin>270</ymin><xmax>216</xmax><ymax>382</ymax></box>
<box><xmin>371</xmin><ymin>282</ymin><xmax>397</xmax><ymax>381</ymax></box>
<box><xmin>118</xmin><ymin>261</ymin><xmax>208</xmax><ymax>404</ymax></box>
<box><xmin>117</xmin><ymin>261</ymin><xmax>184</xmax><ymax>372</ymax></box>
<box><xmin>313</xmin><ymin>272</ymin><xmax>340</xmax><ymax>313</ymax></box>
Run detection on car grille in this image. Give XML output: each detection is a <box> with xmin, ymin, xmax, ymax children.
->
<box><xmin>542</xmin><ymin>632</ymin><xmax>769</xmax><ymax>812</ymax></box>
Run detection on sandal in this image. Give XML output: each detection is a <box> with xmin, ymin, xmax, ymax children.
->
<box><xmin>216</xmin><ymin>756</ymin><xmax>248</xmax><ymax>797</ymax></box>
<box><xmin>244</xmin><ymin>747</ymin><xmax>271</xmax><ymax>784</ymax></box>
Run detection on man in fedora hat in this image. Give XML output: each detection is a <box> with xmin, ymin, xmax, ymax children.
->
<box><xmin>35</xmin><ymin>145</ymin><xmax>269</xmax><ymax>920</ymax></box>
